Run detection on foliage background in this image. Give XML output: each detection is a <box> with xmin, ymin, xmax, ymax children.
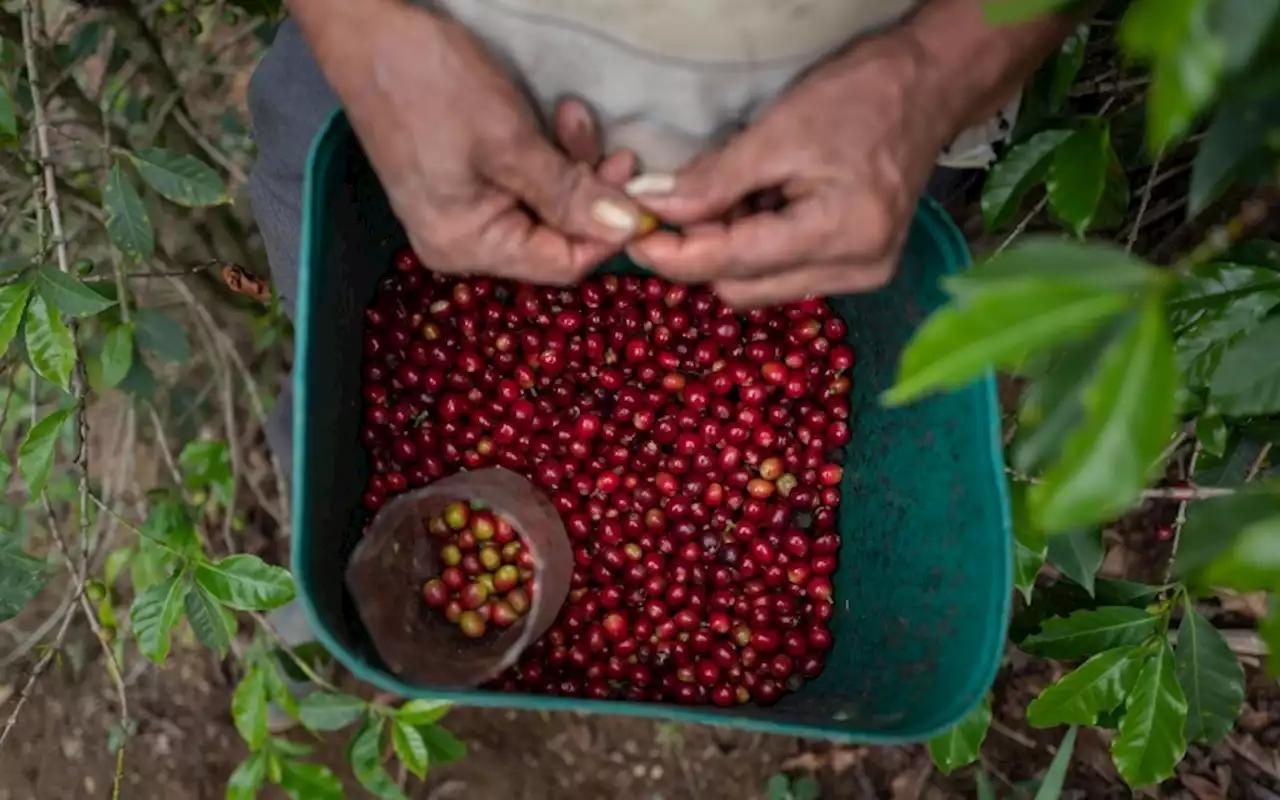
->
<box><xmin>1</xmin><ymin>0</ymin><xmax>1279</xmax><ymax>797</ymax></box>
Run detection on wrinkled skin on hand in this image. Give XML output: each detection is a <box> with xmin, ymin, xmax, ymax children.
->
<box><xmin>629</xmin><ymin>38</ymin><xmax>952</xmax><ymax>309</ymax></box>
<box><xmin>320</xmin><ymin>4</ymin><xmax>643</xmax><ymax>283</ymax></box>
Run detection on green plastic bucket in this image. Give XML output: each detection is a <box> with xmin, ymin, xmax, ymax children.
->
<box><xmin>293</xmin><ymin>111</ymin><xmax>1011</xmax><ymax>743</ymax></box>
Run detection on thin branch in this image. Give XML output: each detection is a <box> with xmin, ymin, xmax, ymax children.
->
<box><xmin>1246</xmin><ymin>443</ymin><xmax>1272</xmax><ymax>483</ymax></box>
<box><xmin>1126</xmin><ymin>161</ymin><xmax>1160</xmax><ymax>253</ymax></box>
<box><xmin>1165</xmin><ymin>442</ymin><xmax>1203</xmax><ymax>583</ymax></box>
<box><xmin>995</xmin><ymin>196</ymin><xmax>1048</xmax><ymax>256</ymax></box>
<box><xmin>251</xmin><ymin>612</ymin><xmax>342</xmax><ymax>694</ymax></box>
<box><xmin>0</xmin><ymin>605</ymin><xmax>77</xmax><ymax>749</ymax></box>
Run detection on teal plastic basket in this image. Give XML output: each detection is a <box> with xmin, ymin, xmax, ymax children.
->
<box><xmin>293</xmin><ymin>111</ymin><xmax>1011</xmax><ymax>743</ymax></box>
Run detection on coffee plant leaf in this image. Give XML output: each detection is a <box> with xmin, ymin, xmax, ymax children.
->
<box><xmin>1027</xmin><ymin>645</ymin><xmax>1144</xmax><ymax>727</ymax></box>
<box><xmin>1032</xmin><ymin>294</ymin><xmax>1177</xmax><ymax>531</ymax></box>
<box><xmin>1174</xmin><ymin>601</ymin><xmax>1244</xmax><ymax>745</ymax></box>
<box><xmin>1112</xmin><ymin>643</ymin><xmax>1188</xmax><ymax>789</ymax></box>
<box><xmin>1048</xmin><ymin>123</ymin><xmax>1110</xmax><ymax>237</ymax></box>
<box><xmin>981</xmin><ymin>129</ymin><xmax>1073</xmax><ymax>230</ymax></box>
<box><xmin>1021</xmin><ymin>606</ymin><xmax>1159</xmax><ymax>659</ymax></box>
<box><xmin>927</xmin><ymin>695</ymin><xmax>991</xmax><ymax>774</ymax></box>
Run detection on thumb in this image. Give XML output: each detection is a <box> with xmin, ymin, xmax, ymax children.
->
<box><xmin>630</xmin><ymin>129</ymin><xmax>789</xmax><ymax>224</ymax></box>
<box><xmin>481</xmin><ymin>135</ymin><xmax>643</xmax><ymax>245</ymax></box>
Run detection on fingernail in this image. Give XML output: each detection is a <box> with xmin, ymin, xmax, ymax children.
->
<box><xmin>592</xmin><ymin>199</ymin><xmax>639</xmax><ymax>232</ymax></box>
<box><xmin>625</xmin><ymin>173</ymin><xmax>677</xmax><ymax>197</ymax></box>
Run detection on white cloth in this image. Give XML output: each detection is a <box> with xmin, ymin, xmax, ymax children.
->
<box><xmin>434</xmin><ymin>0</ymin><xmax>1017</xmax><ymax>171</ymax></box>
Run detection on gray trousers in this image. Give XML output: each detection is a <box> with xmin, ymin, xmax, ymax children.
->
<box><xmin>247</xmin><ymin>19</ymin><xmax>974</xmax><ymax>487</ymax></box>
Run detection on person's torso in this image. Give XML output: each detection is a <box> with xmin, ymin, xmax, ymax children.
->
<box><xmin>433</xmin><ymin>0</ymin><xmax>922</xmax><ymax>170</ymax></box>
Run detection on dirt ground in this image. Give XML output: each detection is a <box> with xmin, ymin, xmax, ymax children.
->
<box><xmin>3</xmin><ymin>563</ymin><xmax>1279</xmax><ymax>800</ymax></box>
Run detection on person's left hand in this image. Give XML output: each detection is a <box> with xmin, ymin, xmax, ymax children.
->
<box><xmin>627</xmin><ymin>37</ymin><xmax>955</xmax><ymax>308</ymax></box>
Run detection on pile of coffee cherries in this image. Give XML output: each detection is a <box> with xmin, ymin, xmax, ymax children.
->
<box><xmin>419</xmin><ymin>499</ymin><xmax>535</xmax><ymax>640</ymax></box>
<box><xmin>360</xmin><ymin>247</ymin><xmax>853</xmax><ymax>707</ymax></box>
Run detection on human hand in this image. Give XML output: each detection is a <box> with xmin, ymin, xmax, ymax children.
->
<box><xmin>628</xmin><ymin>37</ymin><xmax>953</xmax><ymax>308</ymax></box>
<box><xmin>299</xmin><ymin>1</ymin><xmax>644</xmax><ymax>282</ymax></box>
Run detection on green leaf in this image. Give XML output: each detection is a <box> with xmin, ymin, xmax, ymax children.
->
<box><xmin>100</xmin><ymin>322</ymin><xmax>134</xmax><ymax>389</ymax></box>
<box><xmin>1048</xmin><ymin>124</ymin><xmax>1109</xmax><ymax>237</ymax></box>
<box><xmin>1195</xmin><ymin>410</ymin><xmax>1228</xmax><ymax>458</ymax></box>
<box><xmin>0</xmin><ymin>531</ymin><xmax>53</xmax><ymax>621</ymax></box>
<box><xmin>297</xmin><ymin>692</ymin><xmax>366</xmax><ymax>732</ymax></box>
<box><xmin>975</xmin><ymin>771</ymin><xmax>997</xmax><ymax>800</ymax></box>
<box><xmin>34</xmin><ymin>266</ymin><xmax>116</xmax><ymax>317</ymax></box>
<box><xmin>1047</xmin><ymin>527</ymin><xmax>1104</xmax><ymax>595</ymax></box>
<box><xmin>1211</xmin><ymin>316</ymin><xmax>1280</xmax><ymax>415</ymax></box>
<box><xmin>1122</xmin><ymin>0</ymin><xmax>1226</xmax><ymax>152</ymax></box>
<box><xmin>185</xmin><ymin>583</ymin><xmax>234</xmax><ymax>658</ymax></box>
<box><xmin>195</xmin><ymin>554</ymin><xmax>295</xmax><ymax>611</ymax></box>
<box><xmin>1175</xmin><ymin>602</ymin><xmax>1244</xmax><ymax>745</ymax></box>
<box><xmin>0</xmin><ymin>282</ymin><xmax>32</xmax><ymax>357</ymax></box>
<box><xmin>1111</xmin><ymin>643</ymin><xmax>1188</xmax><ymax>789</ymax></box>
<box><xmin>17</xmin><ymin>407</ymin><xmax>73</xmax><ymax>497</ymax></box>
<box><xmin>1262</xmin><ymin>601</ymin><xmax>1280</xmax><ymax>678</ymax></box>
<box><xmin>179</xmin><ymin>439</ymin><xmax>233</xmax><ymax>506</ymax></box>
<box><xmin>225</xmin><ymin>751</ymin><xmax>266</xmax><ymax>800</ymax></box>
<box><xmin>1013</xmin><ymin>318</ymin><xmax>1127</xmax><ymax>474</ymax></box>
<box><xmin>884</xmin><ymin>282</ymin><xmax>1133</xmax><ymax>406</ymax></box>
<box><xmin>1210</xmin><ymin>0</ymin><xmax>1280</xmax><ymax>72</ymax></box>
<box><xmin>981</xmin><ymin>129</ymin><xmax>1074</xmax><ymax>230</ymax></box>
<box><xmin>0</xmin><ymin>84</ymin><xmax>17</xmax><ymax>145</ymax></box>
<box><xmin>102</xmin><ymin>163</ymin><xmax>154</xmax><ymax>261</ymax></box>
<box><xmin>418</xmin><ymin>725</ymin><xmax>467</xmax><ymax>764</ymax></box>
<box><xmin>128</xmin><ymin>147</ymin><xmax>230</xmax><ymax>207</ymax></box>
<box><xmin>1189</xmin><ymin>81</ymin><xmax>1280</xmax><ymax>216</ymax></box>
<box><xmin>397</xmin><ymin>699</ymin><xmax>450</xmax><ymax>726</ymax></box>
<box><xmin>232</xmin><ymin>667</ymin><xmax>270</xmax><ymax>751</ymax></box>
<box><xmin>927</xmin><ymin>695</ymin><xmax>991</xmax><ymax>774</ymax></box>
<box><xmin>1021</xmin><ymin>606</ymin><xmax>1159</xmax><ymax>659</ymax></box>
<box><xmin>1176</xmin><ymin>490</ymin><xmax>1280</xmax><ymax>581</ymax></box>
<box><xmin>140</xmin><ymin>495</ymin><xmax>202</xmax><ymax>556</ymax></box>
<box><xmin>791</xmin><ymin>776</ymin><xmax>821</xmax><ymax>800</ymax></box>
<box><xmin>133</xmin><ymin>308</ymin><xmax>191</xmax><ymax>362</ymax></box>
<box><xmin>1050</xmin><ymin>25</ymin><xmax>1090</xmax><ymax>112</ymax></box>
<box><xmin>1147</xmin><ymin>38</ymin><xmax>1225</xmax><ymax>152</ymax></box>
<box><xmin>130</xmin><ymin>572</ymin><xmax>189</xmax><ymax>663</ymax></box>
<box><xmin>1034</xmin><ymin>727</ymin><xmax>1078</xmax><ymax>800</ymax></box>
<box><xmin>392</xmin><ymin>721</ymin><xmax>429</xmax><ymax>780</ymax></box>
<box><xmin>985</xmin><ymin>0</ymin><xmax>1080</xmax><ymax>24</ymax></box>
<box><xmin>1027</xmin><ymin>646</ymin><xmax>1144</xmax><ymax>727</ymax></box>
<box><xmin>278</xmin><ymin>760</ymin><xmax>343</xmax><ymax>800</ymax></box>
<box><xmin>262</xmin><ymin>659</ymin><xmax>299</xmax><ymax>719</ymax></box>
<box><xmin>348</xmin><ymin>717</ymin><xmax>406</xmax><ymax>800</ymax></box>
<box><xmin>1011</xmin><ymin>482</ymin><xmax>1046</xmax><ymax>602</ymax></box>
<box><xmin>24</xmin><ymin>294</ymin><xmax>76</xmax><ymax>390</ymax></box>
<box><xmin>951</xmin><ymin>239</ymin><xmax>1160</xmax><ymax>295</ymax></box>
<box><xmin>1031</xmin><ymin>294</ymin><xmax>1177</xmax><ymax>531</ymax></box>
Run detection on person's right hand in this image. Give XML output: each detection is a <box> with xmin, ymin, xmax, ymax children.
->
<box><xmin>295</xmin><ymin>0</ymin><xmax>645</xmax><ymax>282</ymax></box>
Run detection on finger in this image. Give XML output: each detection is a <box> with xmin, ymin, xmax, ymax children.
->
<box><xmin>597</xmin><ymin>148</ymin><xmax>637</xmax><ymax>186</ymax></box>
<box><xmin>631</xmin><ymin>126</ymin><xmax>794</xmax><ymax>225</ymax></box>
<box><xmin>628</xmin><ymin>198</ymin><xmax>833</xmax><ymax>282</ymax></box>
<box><xmin>554</xmin><ymin>97</ymin><xmax>601</xmax><ymax>164</ymax></box>
<box><xmin>480</xmin><ymin>133</ymin><xmax>642</xmax><ymax>244</ymax></box>
<box><xmin>713</xmin><ymin>259</ymin><xmax>897</xmax><ymax>310</ymax></box>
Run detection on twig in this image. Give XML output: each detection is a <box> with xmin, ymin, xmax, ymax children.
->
<box><xmin>995</xmin><ymin>196</ymin><xmax>1048</xmax><ymax>256</ymax></box>
<box><xmin>42</xmin><ymin>497</ymin><xmax>129</xmax><ymax>800</ymax></box>
<box><xmin>0</xmin><ymin>605</ymin><xmax>77</xmax><ymax>749</ymax></box>
<box><xmin>989</xmin><ymin>718</ymin><xmax>1039</xmax><ymax>750</ymax></box>
<box><xmin>0</xmin><ymin>583</ymin><xmax>76</xmax><ymax>669</ymax></box>
<box><xmin>173</xmin><ymin>109</ymin><xmax>248</xmax><ymax>186</ymax></box>
<box><xmin>2</xmin><ymin>0</ymin><xmax>101</xmax><ymax>766</ymax></box>
<box><xmin>144</xmin><ymin>403</ymin><xmax>184</xmax><ymax>486</ymax></box>
<box><xmin>250</xmin><ymin>612</ymin><xmax>342</xmax><ymax>694</ymax></box>
<box><xmin>1245</xmin><ymin>443</ymin><xmax>1272</xmax><ymax>483</ymax></box>
<box><xmin>166</xmin><ymin>276</ymin><xmax>290</xmax><ymax>534</ymax></box>
<box><xmin>1126</xmin><ymin>162</ymin><xmax>1160</xmax><ymax>253</ymax></box>
<box><xmin>1165</xmin><ymin>442</ymin><xmax>1203</xmax><ymax>583</ymax></box>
